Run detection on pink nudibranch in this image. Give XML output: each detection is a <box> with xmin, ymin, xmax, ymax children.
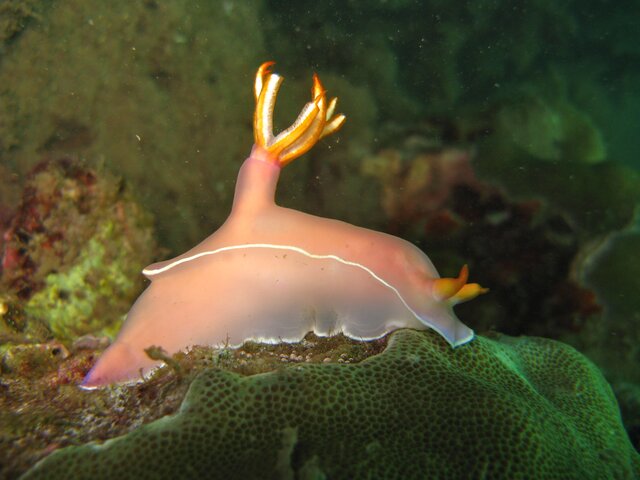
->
<box><xmin>81</xmin><ymin>62</ymin><xmax>487</xmax><ymax>389</ymax></box>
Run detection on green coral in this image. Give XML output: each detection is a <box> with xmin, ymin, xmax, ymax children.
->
<box><xmin>22</xmin><ymin>330</ymin><xmax>639</xmax><ymax>479</ymax></box>
<box><xmin>23</xmin><ymin>221</ymin><xmax>139</xmax><ymax>342</ymax></box>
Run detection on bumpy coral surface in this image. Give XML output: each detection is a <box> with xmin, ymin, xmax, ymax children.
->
<box><xmin>22</xmin><ymin>330</ymin><xmax>639</xmax><ymax>479</ymax></box>
<box><xmin>0</xmin><ymin>332</ymin><xmax>385</xmax><ymax>479</ymax></box>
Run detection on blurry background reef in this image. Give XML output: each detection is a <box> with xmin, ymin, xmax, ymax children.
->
<box><xmin>0</xmin><ymin>0</ymin><xmax>639</xmax><ymax>477</ymax></box>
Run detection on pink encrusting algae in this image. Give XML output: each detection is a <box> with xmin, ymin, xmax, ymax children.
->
<box><xmin>81</xmin><ymin>63</ymin><xmax>486</xmax><ymax>388</ymax></box>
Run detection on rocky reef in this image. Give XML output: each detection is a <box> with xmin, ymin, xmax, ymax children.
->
<box><xmin>21</xmin><ymin>329</ymin><xmax>640</xmax><ymax>479</ymax></box>
<box><xmin>0</xmin><ymin>329</ymin><xmax>385</xmax><ymax>479</ymax></box>
<box><xmin>0</xmin><ymin>0</ymin><xmax>268</xmax><ymax>253</ymax></box>
<box><xmin>0</xmin><ymin>158</ymin><xmax>157</xmax><ymax>478</ymax></box>
<box><xmin>0</xmin><ymin>158</ymin><xmax>156</xmax><ymax>344</ymax></box>
<box><xmin>1</xmin><ymin>0</ymin><xmax>639</xmax><ymax>477</ymax></box>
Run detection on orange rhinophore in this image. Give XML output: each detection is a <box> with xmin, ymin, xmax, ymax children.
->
<box><xmin>82</xmin><ymin>62</ymin><xmax>485</xmax><ymax>389</ymax></box>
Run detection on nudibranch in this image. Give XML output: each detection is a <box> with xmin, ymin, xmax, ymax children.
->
<box><xmin>81</xmin><ymin>62</ymin><xmax>487</xmax><ymax>388</ymax></box>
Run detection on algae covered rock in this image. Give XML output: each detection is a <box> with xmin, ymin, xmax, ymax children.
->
<box><xmin>492</xmin><ymin>93</ymin><xmax>606</xmax><ymax>164</ymax></box>
<box><xmin>0</xmin><ymin>158</ymin><xmax>156</xmax><ymax>343</ymax></box>
<box><xmin>0</xmin><ymin>0</ymin><xmax>267</xmax><ymax>253</ymax></box>
<box><xmin>22</xmin><ymin>330</ymin><xmax>639</xmax><ymax>479</ymax></box>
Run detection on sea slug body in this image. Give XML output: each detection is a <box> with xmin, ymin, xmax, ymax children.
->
<box><xmin>82</xmin><ymin>62</ymin><xmax>486</xmax><ymax>388</ymax></box>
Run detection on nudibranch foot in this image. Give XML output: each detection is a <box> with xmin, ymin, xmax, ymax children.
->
<box><xmin>82</xmin><ymin>62</ymin><xmax>485</xmax><ymax>388</ymax></box>
<box><xmin>81</xmin><ymin>341</ymin><xmax>147</xmax><ymax>389</ymax></box>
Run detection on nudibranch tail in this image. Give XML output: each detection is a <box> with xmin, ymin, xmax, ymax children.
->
<box><xmin>253</xmin><ymin>61</ymin><xmax>346</xmax><ymax>167</ymax></box>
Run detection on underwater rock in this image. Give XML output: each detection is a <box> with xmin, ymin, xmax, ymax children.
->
<box><xmin>0</xmin><ymin>0</ymin><xmax>42</xmax><ymax>46</ymax></box>
<box><xmin>475</xmin><ymin>144</ymin><xmax>640</xmax><ymax>238</ymax></box>
<box><xmin>0</xmin><ymin>157</ymin><xmax>157</xmax><ymax>343</ymax></box>
<box><xmin>361</xmin><ymin>145</ymin><xmax>600</xmax><ymax>342</ymax></box>
<box><xmin>22</xmin><ymin>329</ymin><xmax>639</xmax><ymax>479</ymax></box>
<box><xmin>613</xmin><ymin>382</ymin><xmax>640</xmax><ymax>451</ymax></box>
<box><xmin>0</xmin><ymin>332</ymin><xmax>384</xmax><ymax>479</ymax></box>
<box><xmin>0</xmin><ymin>164</ymin><xmax>20</xmax><ymax>262</ymax></box>
<box><xmin>1</xmin><ymin>341</ymin><xmax>69</xmax><ymax>376</ymax></box>
<box><xmin>361</xmin><ymin>147</ymin><xmax>478</xmax><ymax>232</ymax></box>
<box><xmin>491</xmin><ymin>93</ymin><xmax>606</xmax><ymax>164</ymax></box>
<box><xmin>574</xmin><ymin>228</ymin><xmax>640</xmax><ymax>382</ymax></box>
<box><xmin>568</xmin><ymin>225</ymin><xmax>640</xmax><ymax>442</ymax></box>
<box><xmin>0</xmin><ymin>0</ymin><xmax>269</xmax><ymax>253</ymax></box>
